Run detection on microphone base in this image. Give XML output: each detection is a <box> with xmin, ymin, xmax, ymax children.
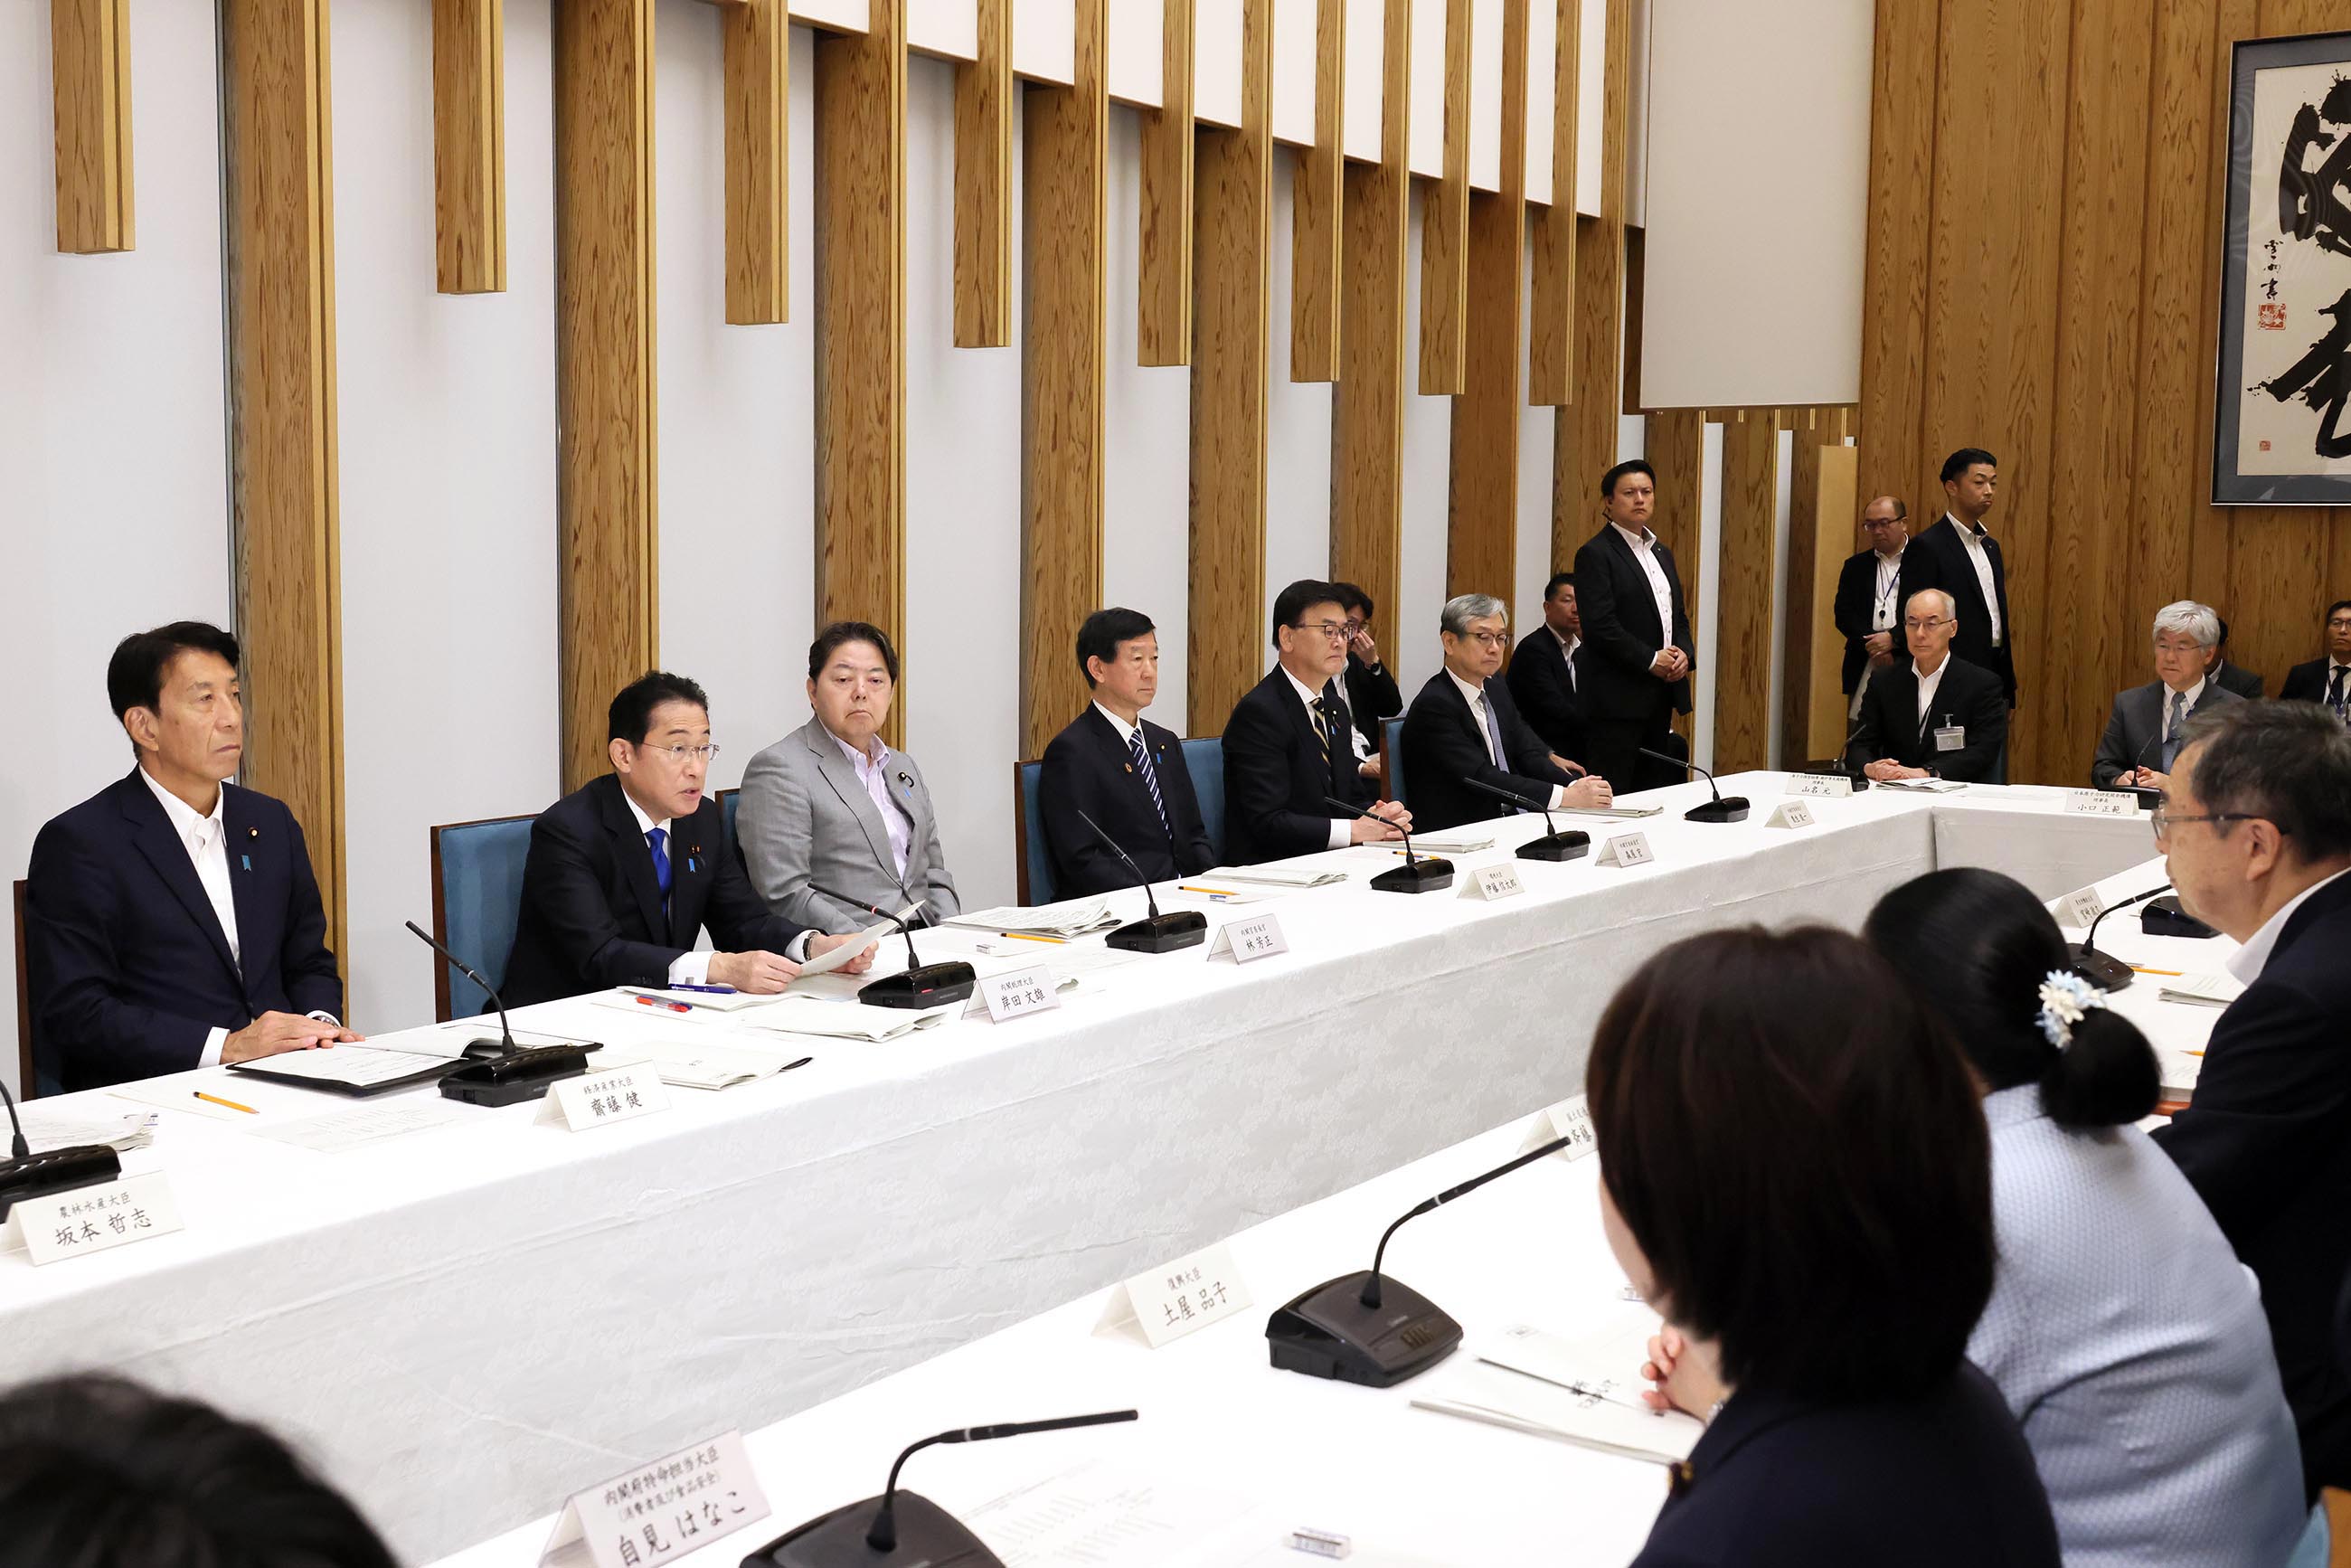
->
<box><xmin>2066</xmin><ymin>943</ymin><xmax>2137</xmax><ymax>992</ymax></box>
<box><xmin>1798</xmin><ymin>759</ymin><xmax>1870</xmax><ymax>790</ymax></box>
<box><xmin>2141</xmin><ymin>895</ymin><xmax>2218</xmax><ymax>940</ymax></box>
<box><xmin>742</xmin><ymin>1490</ymin><xmax>1002</xmax><ymax>1568</ymax></box>
<box><xmin>438</xmin><ymin>1044</ymin><xmax>596</xmax><ymax>1107</ymax></box>
<box><xmin>1266</xmin><ymin>1270</ymin><xmax>1462</xmax><ymax>1388</ymax></box>
<box><xmin>1516</xmin><ymin>831</ymin><xmax>1591</xmax><ymax>863</ymax></box>
<box><xmin>1105</xmin><ymin>911</ymin><xmax>1210</xmax><ymax>953</ymax></box>
<box><xmin>0</xmin><ymin>1144</ymin><xmax>123</xmax><ymax>1222</ymax></box>
<box><xmin>1370</xmin><ymin>856</ymin><xmax>1455</xmax><ymax>894</ymax></box>
<box><xmin>1684</xmin><ymin>796</ymin><xmax>1751</xmax><ymax>824</ymax></box>
<box><xmin>857</xmin><ymin>961</ymin><xmax>979</xmax><ymax>1010</ymax></box>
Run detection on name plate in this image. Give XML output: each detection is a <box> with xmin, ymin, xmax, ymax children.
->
<box><xmin>981</xmin><ymin>967</ymin><xmax>1062</xmax><ymax>1024</ymax></box>
<box><xmin>1094</xmin><ymin>1241</ymin><xmax>1254</xmax><ymax>1348</ymax></box>
<box><xmin>1519</xmin><ymin>1095</ymin><xmax>1598</xmax><ymax>1162</ymax></box>
<box><xmin>2054</xmin><ymin>884</ymin><xmax>2107</xmax><ymax>930</ymax></box>
<box><xmin>1592</xmin><ymin>832</ymin><xmax>1655</xmax><ymax>869</ymax></box>
<box><xmin>19</xmin><ymin>1171</ymin><xmax>183</xmax><ymax>1265</ymax></box>
<box><xmin>1764</xmin><ymin>801</ymin><xmax>1815</xmax><ymax>830</ymax></box>
<box><xmin>1208</xmin><ymin>913</ymin><xmax>1288</xmax><ymax>963</ymax></box>
<box><xmin>1460</xmin><ymin>864</ymin><xmax>1525</xmax><ymax>901</ymax></box>
<box><xmin>1785</xmin><ymin>773</ymin><xmax>1852</xmax><ymax>798</ymax></box>
<box><xmin>541</xmin><ymin>1431</ymin><xmax>771</xmax><ymax>1568</ymax></box>
<box><xmin>2066</xmin><ymin>789</ymin><xmax>2140</xmax><ymax>817</ymax></box>
<box><xmin>552</xmin><ymin>1066</ymin><xmax>671</xmax><ymax>1133</ymax></box>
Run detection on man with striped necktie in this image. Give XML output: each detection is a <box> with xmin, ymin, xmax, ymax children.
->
<box><xmin>1040</xmin><ymin>608</ymin><xmax>1218</xmax><ymax>898</ymax></box>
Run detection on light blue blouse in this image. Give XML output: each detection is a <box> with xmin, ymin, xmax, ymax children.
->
<box><xmin>1971</xmin><ymin>1085</ymin><xmax>2306</xmax><ymax>1568</ymax></box>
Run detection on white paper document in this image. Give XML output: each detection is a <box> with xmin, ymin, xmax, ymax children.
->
<box><xmin>596</xmin><ymin>1037</ymin><xmax>803</xmax><ymax>1090</ymax></box>
<box><xmin>1873</xmin><ymin>777</ymin><xmax>1968</xmax><ymax>793</ymax></box>
<box><xmin>1411</xmin><ymin>1318</ymin><xmax>1704</xmax><ymax>1466</ymax></box>
<box><xmin>228</xmin><ymin>1044</ymin><xmax>461</xmax><ymax>1088</ymax></box>
<box><xmin>16</xmin><ymin>1109</ymin><xmax>158</xmax><ymax>1154</ymax></box>
<box><xmin>251</xmin><ymin>1099</ymin><xmax>478</xmax><ymax>1152</ymax></box>
<box><xmin>1194</xmin><ymin>864</ymin><xmax>1351</xmax><ymax>889</ymax></box>
<box><xmin>960</xmin><ymin>1465</ymin><xmax>1265</xmax><ymax>1568</ymax></box>
<box><xmin>732</xmin><ymin>995</ymin><xmax>959</xmax><ymax>1042</ymax></box>
<box><xmin>946</xmin><ymin>897</ymin><xmax>1121</xmax><ymax>938</ymax></box>
<box><xmin>2158</xmin><ymin>972</ymin><xmax>2243</xmax><ymax>1007</ymax></box>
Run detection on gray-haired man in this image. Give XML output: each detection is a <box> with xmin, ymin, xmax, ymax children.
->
<box><xmin>2091</xmin><ymin>600</ymin><xmax>2242</xmax><ymax>790</ymax></box>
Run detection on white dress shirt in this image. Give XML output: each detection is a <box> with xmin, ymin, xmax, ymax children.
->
<box><xmin>138</xmin><ymin>768</ymin><xmax>338</xmax><ymax>1067</ymax></box>
<box><xmin>1913</xmin><ymin>654</ymin><xmax>1952</xmax><ymax>731</ymax></box>
<box><xmin>1447</xmin><ymin>668</ymin><xmax>1565</xmax><ymax>808</ymax></box>
<box><xmin>1872</xmin><ymin>548</ymin><xmax>1904</xmax><ymax>631</ymax></box>
<box><xmin>1612</xmin><ymin>522</ymin><xmax>1676</xmax><ymax>651</ymax></box>
<box><xmin>1946</xmin><ymin>512</ymin><xmax>2004</xmax><ymax>645</ymax></box>
<box><xmin>619</xmin><ymin>789</ymin><xmax>814</xmax><ymax>980</ymax></box>
<box><xmin>2225</xmin><ymin>866</ymin><xmax>2351</xmax><ymax>985</ymax></box>
<box><xmin>1550</xmin><ymin>627</ymin><xmax>1581</xmax><ymax>690</ymax></box>
<box><xmin>1091</xmin><ymin>701</ymin><xmax>1141</xmax><ymax>747</ymax></box>
<box><xmin>1281</xmin><ymin>666</ymin><xmax>1359</xmax><ymax>851</ymax></box>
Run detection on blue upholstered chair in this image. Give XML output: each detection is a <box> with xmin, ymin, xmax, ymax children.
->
<box><xmin>1181</xmin><ymin>737</ymin><xmax>1224</xmax><ymax>865</ymax></box>
<box><xmin>428</xmin><ymin>815</ymin><xmax>534</xmax><ymax>1021</ymax></box>
<box><xmin>1011</xmin><ymin>738</ymin><xmax>1230</xmax><ymax>907</ymax></box>
<box><xmin>1382</xmin><ymin>717</ymin><xmax>1408</xmax><ymax>808</ymax></box>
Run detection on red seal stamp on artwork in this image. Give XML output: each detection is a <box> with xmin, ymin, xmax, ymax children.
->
<box><xmin>2258</xmin><ymin>302</ymin><xmax>2287</xmax><ymax>330</ymax></box>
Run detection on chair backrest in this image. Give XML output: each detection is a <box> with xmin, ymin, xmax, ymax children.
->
<box><xmin>718</xmin><ymin>786</ymin><xmax>741</xmax><ymax>845</ymax></box>
<box><xmin>1181</xmin><ymin>737</ymin><xmax>1225</xmax><ymax>864</ymax></box>
<box><xmin>13</xmin><ymin>879</ymin><xmax>34</xmax><ymax>1100</ymax></box>
<box><xmin>1383</xmin><ymin>717</ymin><xmax>1408</xmax><ymax>808</ymax></box>
<box><xmin>428</xmin><ymin>814</ymin><xmax>535</xmax><ymax>1022</ymax></box>
<box><xmin>1014</xmin><ymin>760</ymin><xmax>1053</xmax><ymax>906</ymax></box>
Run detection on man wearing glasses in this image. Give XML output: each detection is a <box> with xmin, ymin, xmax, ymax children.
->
<box><xmin>1402</xmin><ymin>594</ymin><xmax>1613</xmax><ymax>832</ymax></box>
<box><xmin>1844</xmin><ymin>589</ymin><xmax>2008</xmax><ymax>783</ymax></box>
<box><xmin>501</xmin><ymin>671</ymin><xmax>874</xmax><ymax>1006</ymax></box>
<box><xmin>2152</xmin><ymin>701</ymin><xmax>2351</xmax><ymax>1499</ymax></box>
<box><xmin>1222</xmin><ymin>580</ymin><xmax>1410</xmax><ymax>864</ymax></box>
<box><xmin>2278</xmin><ymin>599</ymin><xmax>2351</xmax><ymax>722</ymax></box>
<box><xmin>2091</xmin><ymin>600</ymin><xmax>2241</xmax><ymax>790</ymax></box>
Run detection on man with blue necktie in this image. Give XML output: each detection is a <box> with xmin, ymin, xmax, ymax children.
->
<box><xmin>500</xmin><ymin>672</ymin><xmax>875</xmax><ymax>1007</ymax></box>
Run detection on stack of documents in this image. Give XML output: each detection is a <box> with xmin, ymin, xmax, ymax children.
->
<box><xmin>947</xmin><ymin>898</ymin><xmax>1122</xmax><ymax>938</ymax></box>
<box><xmin>18</xmin><ymin>1109</ymin><xmax>158</xmax><ymax>1154</ymax></box>
<box><xmin>1549</xmin><ymin>803</ymin><xmax>1664</xmax><ymax>819</ymax></box>
<box><xmin>2158</xmin><ymin>972</ymin><xmax>2243</xmax><ymax>1008</ymax></box>
<box><xmin>1399</xmin><ymin>831</ymin><xmax>1496</xmax><ymax>855</ymax></box>
<box><xmin>1197</xmin><ymin>864</ymin><xmax>1350</xmax><ymax>889</ymax></box>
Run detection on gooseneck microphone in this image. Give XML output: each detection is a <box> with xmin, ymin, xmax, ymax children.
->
<box><xmin>405</xmin><ymin>920</ymin><xmax>518</xmax><ymax>1056</ymax></box>
<box><xmin>742</xmin><ymin>1409</ymin><xmax>1139</xmax><ymax>1567</ymax></box>
<box><xmin>809</xmin><ymin>884</ymin><xmax>978</xmax><ymax>1009</ymax></box>
<box><xmin>1805</xmin><ymin>713</ymin><xmax>1873</xmax><ymax>789</ymax></box>
<box><xmin>1458</xmin><ymin>774</ymin><xmax>1591</xmax><ymax>862</ymax></box>
<box><xmin>0</xmin><ymin>1077</ymin><xmax>121</xmax><ymax>1223</ymax></box>
<box><xmin>2070</xmin><ymin>883</ymin><xmax>2169</xmax><ymax>990</ymax></box>
<box><xmin>1267</xmin><ymin>1132</ymin><xmax>1574</xmax><ymax>1387</ymax></box>
<box><xmin>1635</xmin><ymin>746</ymin><xmax>1751</xmax><ymax>823</ymax></box>
<box><xmin>1072</xmin><ymin>809</ymin><xmax>1207</xmax><ymax>953</ymax></box>
<box><xmin>1323</xmin><ymin>795</ymin><xmax>1454</xmax><ymax>893</ymax></box>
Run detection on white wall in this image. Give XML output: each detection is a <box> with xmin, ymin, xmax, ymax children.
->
<box><xmin>1394</xmin><ymin>190</ymin><xmax>1450</xmax><ymax>700</ymax></box>
<box><xmin>335</xmin><ymin>0</ymin><xmax>561</xmax><ymax>1032</ymax></box>
<box><xmin>2</xmin><ymin>0</ymin><xmax>234</xmax><ymax>1095</ymax></box>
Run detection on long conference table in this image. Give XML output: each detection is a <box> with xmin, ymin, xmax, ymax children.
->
<box><xmin>0</xmin><ymin>774</ymin><xmax>2170</xmax><ymax>1561</ymax></box>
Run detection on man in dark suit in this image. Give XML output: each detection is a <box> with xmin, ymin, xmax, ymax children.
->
<box><xmin>502</xmin><ymin>672</ymin><xmax>873</xmax><ymax>1008</ymax></box>
<box><xmin>2205</xmin><ymin>616</ymin><xmax>2264</xmax><ymax>699</ymax></box>
<box><xmin>1403</xmin><ymin>594</ymin><xmax>1613</xmax><ymax>832</ymax></box>
<box><xmin>1222</xmin><ymin>580</ymin><xmax>1409</xmax><ymax>864</ymax></box>
<box><xmin>2153</xmin><ymin>701</ymin><xmax>2351</xmax><ymax>1497</ymax></box>
<box><xmin>1572</xmin><ymin>459</ymin><xmax>1696</xmax><ymax>792</ymax></box>
<box><xmin>1506</xmin><ymin>571</ymin><xmax>1590</xmax><ymax>764</ymax></box>
<box><xmin>24</xmin><ymin>622</ymin><xmax>358</xmax><ymax>1094</ymax></box>
<box><xmin>1899</xmin><ymin>447</ymin><xmax>2016</xmax><ymax>710</ymax></box>
<box><xmin>2091</xmin><ymin>600</ymin><xmax>2242</xmax><ymax>788</ymax></box>
<box><xmin>1846</xmin><ymin>589</ymin><xmax>2008</xmax><ymax>783</ymax></box>
<box><xmin>1831</xmin><ymin>495</ymin><xmax>1909</xmax><ymax>704</ymax></box>
<box><xmin>2278</xmin><ymin>599</ymin><xmax>2351</xmax><ymax>719</ymax></box>
<box><xmin>1332</xmin><ymin>581</ymin><xmax>1403</xmax><ymax>751</ymax></box>
<box><xmin>1039</xmin><ymin>608</ymin><xmax>1215</xmax><ymax>897</ymax></box>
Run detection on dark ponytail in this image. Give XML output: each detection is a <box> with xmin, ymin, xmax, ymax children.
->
<box><xmin>1862</xmin><ymin>867</ymin><xmax>2161</xmax><ymax>1129</ymax></box>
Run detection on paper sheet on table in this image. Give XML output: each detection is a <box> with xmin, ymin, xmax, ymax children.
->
<box><xmin>946</xmin><ymin>897</ymin><xmax>1121</xmax><ymax>938</ymax></box>
<box><xmin>109</xmin><ymin>1076</ymin><xmax>271</xmax><ymax>1120</ymax></box>
<box><xmin>1374</xmin><ymin>832</ymin><xmax>1495</xmax><ymax>855</ymax></box>
<box><xmin>1545</xmin><ymin>803</ymin><xmax>1664</xmax><ymax>819</ymax></box>
<box><xmin>731</xmin><ymin>994</ymin><xmax>960</xmax><ymax>1041</ymax></box>
<box><xmin>1873</xmin><ymin>777</ymin><xmax>1968</xmax><ymax>793</ymax></box>
<box><xmin>227</xmin><ymin>1043</ymin><xmax>461</xmax><ymax>1089</ymax></box>
<box><xmin>1413</xmin><ymin>1346</ymin><xmax>1702</xmax><ymax>1467</ymax></box>
<box><xmin>2158</xmin><ymin>972</ymin><xmax>2243</xmax><ymax>1007</ymax></box>
<box><xmin>1198</xmin><ymin>864</ymin><xmax>1350</xmax><ymax>889</ymax></box>
<box><xmin>593</xmin><ymin>1037</ymin><xmax>802</xmax><ymax>1090</ymax></box>
<box><xmin>963</xmin><ymin>1465</ymin><xmax>1449</xmax><ymax>1568</ymax></box>
<box><xmin>250</xmin><ymin>1099</ymin><xmax>479</xmax><ymax>1152</ymax></box>
<box><xmin>15</xmin><ymin>1109</ymin><xmax>157</xmax><ymax>1153</ymax></box>
<box><xmin>791</xmin><ymin>908</ymin><xmax>912</xmax><ymax>978</ymax></box>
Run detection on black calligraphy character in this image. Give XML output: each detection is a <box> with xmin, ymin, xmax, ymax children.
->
<box><xmin>2280</xmin><ymin>77</ymin><xmax>2351</xmax><ymax>260</ymax></box>
<box><xmin>2256</xmin><ymin>286</ymin><xmax>2351</xmax><ymax>458</ymax></box>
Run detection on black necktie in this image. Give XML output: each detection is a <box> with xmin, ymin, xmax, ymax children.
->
<box><xmin>2330</xmin><ymin>666</ymin><xmax>2346</xmax><ymax>709</ymax></box>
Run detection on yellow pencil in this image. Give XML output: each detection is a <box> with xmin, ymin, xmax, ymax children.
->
<box><xmin>1179</xmin><ymin>885</ymin><xmax>1240</xmax><ymax>897</ymax></box>
<box><xmin>2130</xmin><ymin>966</ymin><xmax>2183</xmax><ymax>976</ymax></box>
<box><xmin>997</xmin><ymin>930</ymin><xmax>1066</xmax><ymax>944</ymax></box>
<box><xmin>194</xmin><ymin>1091</ymin><xmax>259</xmax><ymax>1114</ymax></box>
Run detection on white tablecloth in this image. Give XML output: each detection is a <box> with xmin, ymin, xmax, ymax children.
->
<box><xmin>0</xmin><ymin>776</ymin><xmax>2166</xmax><ymax>1561</ymax></box>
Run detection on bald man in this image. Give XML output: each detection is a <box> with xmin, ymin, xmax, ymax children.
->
<box><xmin>1832</xmin><ymin>496</ymin><xmax>1911</xmax><ymax>715</ymax></box>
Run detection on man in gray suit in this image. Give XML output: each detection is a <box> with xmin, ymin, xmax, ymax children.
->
<box><xmin>2091</xmin><ymin>600</ymin><xmax>2242</xmax><ymax>789</ymax></box>
<box><xmin>738</xmin><ymin>622</ymin><xmax>961</xmax><ymax>933</ymax></box>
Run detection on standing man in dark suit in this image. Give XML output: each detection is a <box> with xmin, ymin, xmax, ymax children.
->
<box><xmin>1222</xmin><ymin>580</ymin><xmax>1409</xmax><ymax>863</ymax></box>
<box><xmin>1332</xmin><ymin>582</ymin><xmax>1403</xmax><ymax>751</ymax></box>
<box><xmin>1846</xmin><ymin>590</ymin><xmax>2008</xmax><ymax>783</ymax></box>
<box><xmin>2278</xmin><ymin>599</ymin><xmax>2351</xmax><ymax>721</ymax></box>
<box><xmin>1572</xmin><ymin>459</ymin><xmax>1696</xmax><ymax>792</ymax></box>
<box><xmin>501</xmin><ymin>672</ymin><xmax>873</xmax><ymax>1007</ymax></box>
<box><xmin>1403</xmin><ymin>594</ymin><xmax>1612</xmax><ymax>832</ymax></box>
<box><xmin>1039</xmin><ymin>608</ymin><xmax>1215</xmax><ymax>897</ymax></box>
<box><xmin>1506</xmin><ymin>571</ymin><xmax>1591</xmax><ymax>765</ymax></box>
<box><xmin>2205</xmin><ymin>617</ymin><xmax>2265</xmax><ymax>699</ymax></box>
<box><xmin>24</xmin><ymin>622</ymin><xmax>359</xmax><ymax>1093</ymax></box>
<box><xmin>2153</xmin><ymin>701</ymin><xmax>2351</xmax><ymax>1497</ymax></box>
<box><xmin>1899</xmin><ymin>447</ymin><xmax>2016</xmax><ymax>711</ymax></box>
<box><xmin>2091</xmin><ymin>600</ymin><xmax>2242</xmax><ymax>789</ymax></box>
<box><xmin>1831</xmin><ymin>495</ymin><xmax>1909</xmax><ymax>711</ymax></box>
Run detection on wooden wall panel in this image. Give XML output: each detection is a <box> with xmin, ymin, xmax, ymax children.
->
<box><xmin>1446</xmin><ymin>0</ymin><xmax>1528</xmax><ymax>600</ymax></box>
<box><xmin>1789</xmin><ymin>436</ymin><xmax>1862</xmax><ymax>759</ymax></box>
<box><xmin>814</xmin><ymin>0</ymin><xmax>907</xmax><ymax>749</ymax></box>
<box><xmin>1289</xmin><ymin>0</ymin><xmax>1344</xmax><ymax>383</ymax></box>
<box><xmin>554</xmin><ymin>0</ymin><xmax>659</xmax><ymax>789</ymax></box>
<box><xmin>222</xmin><ymin>0</ymin><xmax>345</xmax><ymax>963</ymax></box>
<box><xmin>722</xmin><ymin>0</ymin><xmax>788</xmax><ymax>325</ymax></box>
<box><xmin>1186</xmin><ymin>0</ymin><xmax>1273</xmax><ymax>736</ymax></box>
<box><xmin>1714</xmin><ymin>411</ymin><xmax>1778</xmax><ymax>771</ymax></box>
<box><xmin>1331</xmin><ymin>0</ymin><xmax>1412</xmax><ymax>669</ymax></box>
<box><xmin>432</xmin><ymin>0</ymin><xmax>505</xmax><ymax>294</ymax></box>
<box><xmin>1417</xmin><ymin>0</ymin><xmax>1471</xmax><ymax>395</ymax></box>
<box><xmin>1138</xmin><ymin>0</ymin><xmax>1194</xmax><ymax>366</ymax></box>
<box><xmin>1525</xmin><ymin>0</ymin><xmax>1578</xmax><ymax>407</ymax></box>
<box><xmin>1551</xmin><ymin>0</ymin><xmax>1629</xmax><ymax>570</ymax></box>
<box><xmin>52</xmin><ymin>0</ymin><xmax>134</xmax><ymax>254</ymax></box>
<box><xmin>1643</xmin><ymin>407</ymin><xmax>1704</xmax><ymax>750</ymax></box>
<box><xmin>953</xmin><ymin>0</ymin><xmax>1011</xmax><ymax>346</ymax></box>
<box><xmin>1852</xmin><ymin>0</ymin><xmax>1939</xmax><ymax>515</ymax></box>
<box><xmin>1022</xmin><ymin>0</ymin><xmax>1109</xmax><ymax>759</ymax></box>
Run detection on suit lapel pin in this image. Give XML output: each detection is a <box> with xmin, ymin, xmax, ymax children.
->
<box><xmin>248</xmin><ymin>827</ymin><xmax>259</xmax><ymax>837</ymax></box>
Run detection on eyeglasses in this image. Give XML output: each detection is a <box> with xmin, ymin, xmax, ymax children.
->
<box><xmin>1290</xmin><ymin>621</ymin><xmax>1351</xmax><ymax>642</ymax></box>
<box><xmin>2149</xmin><ymin>807</ymin><xmax>2264</xmax><ymax>845</ymax></box>
<box><xmin>640</xmin><ymin>742</ymin><xmax>721</xmax><ymax>765</ymax></box>
<box><xmin>1903</xmin><ymin>616</ymin><xmax>1950</xmax><ymax>631</ymax></box>
<box><xmin>1456</xmin><ymin>631</ymin><xmax>1510</xmax><ymax>648</ymax></box>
